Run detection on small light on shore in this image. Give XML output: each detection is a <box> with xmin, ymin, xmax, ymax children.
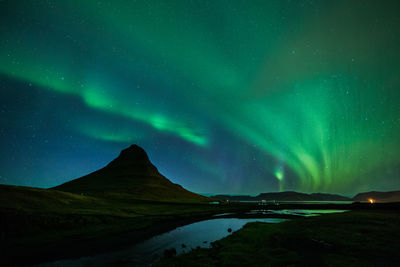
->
<box><xmin>368</xmin><ymin>198</ymin><xmax>375</xmax><ymax>204</ymax></box>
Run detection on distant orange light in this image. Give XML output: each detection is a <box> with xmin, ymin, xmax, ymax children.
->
<box><xmin>368</xmin><ymin>198</ymin><xmax>375</xmax><ymax>204</ymax></box>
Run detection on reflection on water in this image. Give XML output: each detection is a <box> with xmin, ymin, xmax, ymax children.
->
<box><xmin>248</xmin><ymin>209</ymin><xmax>348</xmax><ymax>217</ymax></box>
<box><xmin>212</xmin><ymin>212</ymin><xmax>236</xmax><ymax>217</ymax></box>
<box><xmin>43</xmin><ymin>218</ymin><xmax>286</xmax><ymax>267</ymax></box>
<box><xmin>240</xmin><ymin>201</ymin><xmax>354</xmax><ymax>204</ymax></box>
<box><xmin>41</xmin><ymin>209</ymin><xmax>347</xmax><ymax>267</ymax></box>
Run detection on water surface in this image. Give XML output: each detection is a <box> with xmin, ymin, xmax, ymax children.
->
<box><xmin>42</xmin><ymin>209</ymin><xmax>347</xmax><ymax>266</ymax></box>
<box><xmin>248</xmin><ymin>209</ymin><xmax>348</xmax><ymax>217</ymax></box>
<box><xmin>43</xmin><ymin>218</ymin><xmax>285</xmax><ymax>267</ymax></box>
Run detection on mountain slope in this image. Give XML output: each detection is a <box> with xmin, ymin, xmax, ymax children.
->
<box><xmin>53</xmin><ymin>145</ymin><xmax>210</xmax><ymax>203</ymax></box>
<box><xmin>353</xmin><ymin>190</ymin><xmax>400</xmax><ymax>202</ymax></box>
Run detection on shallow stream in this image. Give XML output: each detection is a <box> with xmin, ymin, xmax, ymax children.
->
<box><xmin>41</xmin><ymin>209</ymin><xmax>347</xmax><ymax>266</ymax></box>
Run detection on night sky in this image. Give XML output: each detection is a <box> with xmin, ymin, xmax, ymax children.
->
<box><xmin>1</xmin><ymin>0</ymin><xmax>399</xmax><ymax>195</ymax></box>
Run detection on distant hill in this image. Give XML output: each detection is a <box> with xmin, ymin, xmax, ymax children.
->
<box><xmin>309</xmin><ymin>193</ymin><xmax>351</xmax><ymax>201</ymax></box>
<box><xmin>353</xmin><ymin>190</ymin><xmax>400</xmax><ymax>203</ymax></box>
<box><xmin>213</xmin><ymin>191</ymin><xmax>351</xmax><ymax>202</ymax></box>
<box><xmin>53</xmin><ymin>145</ymin><xmax>210</xmax><ymax>203</ymax></box>
<box><xmin>212</xmin><ymin>195</ymin><xmax>254</xmax><ymax>201</ymax></box>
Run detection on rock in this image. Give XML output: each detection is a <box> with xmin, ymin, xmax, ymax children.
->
<box><xmin>163</xmin><ymin>248</ymin><xmax>177</xmax><ymax>258</ymax></box>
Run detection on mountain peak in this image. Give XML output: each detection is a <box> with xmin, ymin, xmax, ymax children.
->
<box><xmin>120</xmin><ymin>144</ymin><xmax>149</xmax><ymax>160</ymax></box>
<box><xmin>107</xmin><ymin>144</ymin><xmax>151</xmax><ymax>168</ymax></box>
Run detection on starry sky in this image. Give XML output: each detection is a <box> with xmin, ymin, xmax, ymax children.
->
<box><xmin>1</xmin><ymin>0</ymin><xmax>399</xmax><ymax>195</ymax></box>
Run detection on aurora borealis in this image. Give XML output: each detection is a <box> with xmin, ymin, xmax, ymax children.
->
<box><xmin>0</xmin><ymin>0</ymin><xmax>399</xmax><ymax>195</ymax></box>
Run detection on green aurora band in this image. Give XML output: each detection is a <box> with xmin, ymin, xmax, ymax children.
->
<box><xmin>0</xmin><ymin>0</ymin><xmax>399</xmax><ymax>193</ymax></box>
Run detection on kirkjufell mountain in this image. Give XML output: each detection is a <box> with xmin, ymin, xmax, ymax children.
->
<box><xmin>54</xmin><ymin>145</ymin><xmax>210</xmax><ymax>203</ymax></box>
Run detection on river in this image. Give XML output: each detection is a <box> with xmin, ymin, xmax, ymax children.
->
<box><xmin>40</xmin><ymin>209</ymin><xmax>347</xmax><ymax>266</ymax></box>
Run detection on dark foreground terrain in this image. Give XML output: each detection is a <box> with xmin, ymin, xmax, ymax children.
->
<box><xmin>0</xmin><ymin>184</ymin><xmax>251</xmax><ymax>265</ymax></box>
<box><xmin>2</xmin><ymin>185</ymin><xmax>399</xmax><ymax>266</ymax></box>
<box><xmin>155</xmin><ymin>209</ymin><xmax>400</xmax><ymax>267</ymax></box>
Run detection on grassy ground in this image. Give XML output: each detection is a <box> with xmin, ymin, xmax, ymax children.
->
<box><xmin>155</xmin><ymin>210</ymin><xmax>400</xmax><ymax>267</ymax></box>
<box><xmin>0</xmin><ymin>184</ymin><xmax>248</xmax><ymax>265</ymax></box>
<box><xmin>2</xmin><ymin>184</ymin><xmax>399</xmax><ymax>266</ymax></box>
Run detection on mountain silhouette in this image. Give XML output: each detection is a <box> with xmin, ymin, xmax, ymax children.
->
<box><xmin>53</xmin><ymin>145</ymin><xmax>210</xmax><ymax>203</ymax></box>
<box><xmin>213</xmin><ymin>191</ymin><xmax>351</xmax><ymax>201</ymax></box>
<box><xmin>353</xmin><ymin>190</ymin><xmax>400</xmax><ymax>202</ymax></box>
